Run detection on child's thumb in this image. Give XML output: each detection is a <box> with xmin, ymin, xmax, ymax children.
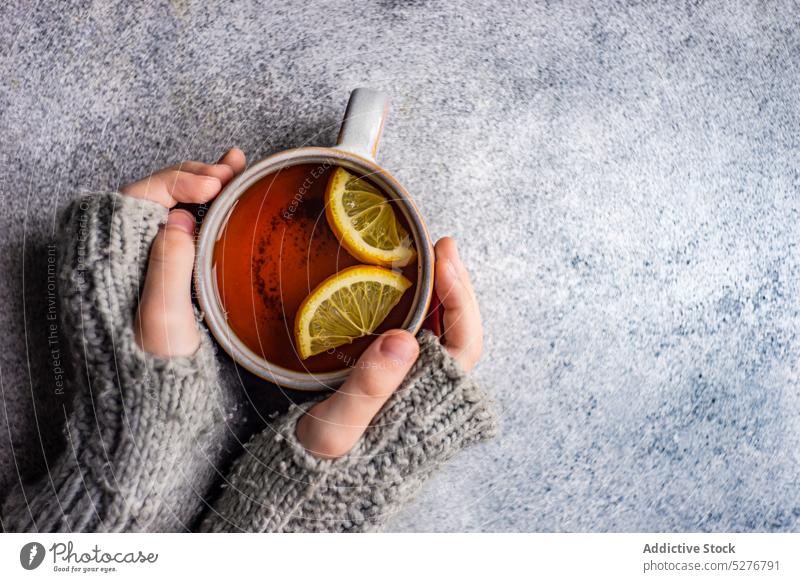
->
<box><xmin>134</xmin><ymin>209</ymin><xmax>201</xmax><ymax>357</ymax></box>
<box><xmin>295</xmin><ymin>330</ymin><xmax>419</xmax><ymax>459</ymax></box>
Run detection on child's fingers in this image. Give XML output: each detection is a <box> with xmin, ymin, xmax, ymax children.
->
<box><xmin>121</xmin><ymin>170</ymin><xmax>220</xmax><ymax>207</ymax></box>
<box><xmin>134</xmin><ymin>209</ymin><xmax>201</xmax><ymax>357</ymax></box>
<box><xmin>159</xmin><ymin>170</ymin><xmax>222</xmax><ymax>205</ymax></box>
<box><xmin>121</xmin><ymin>148</ymin><xmax>247</xmax><ymax>207</ymax></box>
<box><xmin>434</xmin><ymin>237</ymin><xmax>483</xmax><ymax>372</ymax></box>
<box><xmin>217</xmin><ymin>147</ymin><xmax>247</xmax><ymax>174</ymax></box>
<box><xmin>120</xmin><ymin>173</ymin><xmax>175</xmax><ymax>207</ymax></box>
<box><xmin>169</xmin><ymin>147</ymin><xmax>248</xmax><ymax>183</ymax></box>
<box><xmin>167</xmin><ymin>161</ymin><xmax>235</xmax><ymax>185</ymax></box>
<box><xmin>295</xmin><ymin>330</ymin><xmax>419</xmax><ymax>459</ymax></box>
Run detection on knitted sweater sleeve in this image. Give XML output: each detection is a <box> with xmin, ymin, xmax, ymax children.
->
<box><xmin>199</xmin><ymin>330</ymin><xmax>498</xmax><ymax>533</ymax></box>
<box><xmin>0</xmin><ymin>193</ymin><xmax>497</xmax><ymax>534</ymax></box>
<box><xmin>1</xmin><ymin>193</ymin><xmax>232</xmax><ymax>533</ymax></box>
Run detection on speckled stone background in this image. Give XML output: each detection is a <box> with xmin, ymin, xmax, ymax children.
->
<box><xmin>2</xmin><ymin>1</ymin><xmax>800</xmax><ymax>531</ymax></box>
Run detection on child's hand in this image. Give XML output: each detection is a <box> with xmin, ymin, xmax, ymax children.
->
<box><xmin>296</xmin><ymin>237</ymin><xmax>483</xmax><ymax>459</ymax></box>
<box><xmin>128</xmin><ymin>148</ymin><xmax>247</xmax><ymax>357</ymax></box>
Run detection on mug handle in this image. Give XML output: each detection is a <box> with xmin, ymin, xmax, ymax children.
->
<box><xmin>335</xmin><ymin>88</ymin><xmax>390</xmax><ymax>162</ymax></box>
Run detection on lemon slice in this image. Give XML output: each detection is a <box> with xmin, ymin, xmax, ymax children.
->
<box><xmin>294</xmin><ymin>265</ymin><xmax>412</xmax><ymax>359</ymax></box>
<box><xmin>325</xmin><ymin>167</ymin><xmax>416</xmax><ymax>267</ymax></box>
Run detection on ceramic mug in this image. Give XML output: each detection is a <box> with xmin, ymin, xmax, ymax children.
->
<box><xmin>195</xmin><ymin>88</ymin><xmax>434</xmax><ymax>391</ymax></box>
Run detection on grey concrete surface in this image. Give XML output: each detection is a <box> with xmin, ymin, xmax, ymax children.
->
<box><xmin>2</xmin><ymin>0</ymin><xmax>800</xmax><ymax>531</ymax></box>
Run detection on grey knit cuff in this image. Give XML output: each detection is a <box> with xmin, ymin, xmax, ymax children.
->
<box><xmin>99</xmin><ymin>329</ymin><xmax>233</xmax><ymax>528</ymax></box>
<box><xmin>115</xmin><ymin>325</ymin><xmax>226</xmax><ymax>426</ymax></box>
<box><xmin>1</xmin><ymin>298</ymin><xmax>230</xmax><ymax>533</ymax></box>
<box><xmin>201</xmin><ymin>331</ymin><xmax>498</xmax><ymax>532</ymax></box>
<box><xmin>61</xmin><ymin>191</ymin><xmax>167</xmax><ymax>268</ymax></box>
<box><xmin>272</xmin><ymin>330</ymin><xmax>499</xmax><ymax>473</ymax></box>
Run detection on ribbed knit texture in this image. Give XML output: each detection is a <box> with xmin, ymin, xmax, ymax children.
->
<box><xmin>0</xmin><ymin>192</ymin><xmax>497</xmax><ymax>533</ymax></box>
<box><xmin>200</xmin><ymin>330</ymin><xmax>498</xmax><ymax>532</ymax></box>
<box><xmin>1</xmin><ymin>193</ymin><xmax>235</xmax><ymax>532</ymax></box>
